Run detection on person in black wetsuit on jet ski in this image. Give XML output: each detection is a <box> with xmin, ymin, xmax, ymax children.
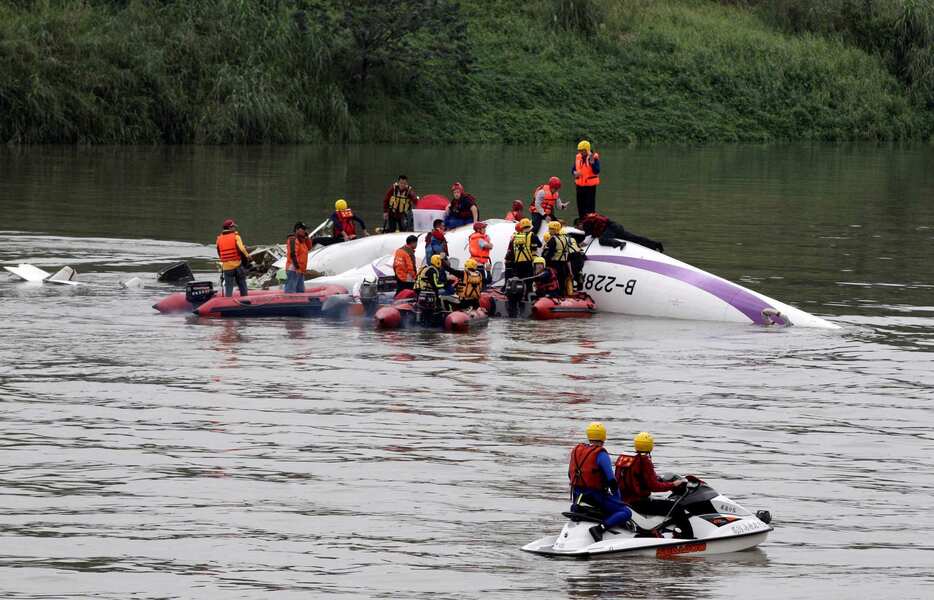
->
<box><xmin>568</xmin><ymin>422</ymin><xmax>634</xmax><ymax>543</ymax></box>
<box><xmin>578</xmin><ymin>212</ymin><xmax>664</xmax><ymax>253</ymax></box>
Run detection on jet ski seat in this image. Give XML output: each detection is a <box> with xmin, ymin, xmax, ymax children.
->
<box><xmin>563</xmin><ymin>503</ymin><xmax>606</xmax><ymax>523</ymax></box>
<box><xmin>629</xmin><ymin>511</ymin><xmax>667</xmax><ymax>531</ymax></box>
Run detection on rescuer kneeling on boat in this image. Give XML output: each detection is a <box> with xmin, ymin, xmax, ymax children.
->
<box><xmin>216</xmin><ymin>218</ymin><xmax>251</xmax><ymax>297</ymax></box>
<box><xmin>579</xmin><ymin>212</ymin><xmax>664</xmax><ymax>254</ymax></box>
<box><xmin>569</xmin><ymin>422</ymin><xmax>633</xmax><ymax>542</ymax></box>
<box><xmin>458</xmin><ymin>258</ymin><xmax>485</xmax><ymax>309</ymax></box>
<box><xmin>542</xmin><ymin>221</ymin><xmax>573</xmax><ymax>296</ymax></box>
<box><xmin>393</xmin><ymin>235</ymin><xmax>419</xmax><ymax>294</ymax></box>
<box><xmin>444</xmin><ymin>182</ymin><xmax>479</xmax><ymax>229</ymax></box>
<box><xmin>616</xmin><ymin>432</ymin><xmax>693</xmax><ymax>538</ymax></box>
<box><xmin>532</xmin><ymin>257</ymin><xmax>562</xmax><ymax>299</ymax></box>
<box><xmin>331</xmin><ymin>199</ymin><xmax>368</xmax><ymax>242</ymax></box>
<box><xmin>284</xmin><ymin>221</ymin><xmax>312</xmax><ymax>293</ymax></box>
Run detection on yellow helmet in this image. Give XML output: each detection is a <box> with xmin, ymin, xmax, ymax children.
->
<box><xmin>532</xmin><ymin>256</ymin><xmax>546</xmax><ymax>266</ymax></box>
<box><xmin>542</xmin><ymin>232</ymin><xmax>552</xmax><ymax>242</ymax></box>
<box><xmin>577</xmin><ymin>140</ymin><xmax>591</xmax><ymax>152</ymax></box>
<box><xmin>430</xmin><ymin>254</ymin><xmax>443</xmax><ymax>268</ymax></box>
<box><xmin>335</xmin><ymin>198</ymin><xmax>348</xmax><ymax>211</ymax></box>
<box><xmin>586</xmin><ymin>422</ymin><xmax>606</xmax><ymax>442</ymax></box>
<box><xmin>519</xmin><ymin>218</ymin><xmax>532</xmax><ymax>230</ymax></box>
<box><xmin>634</xmin><ymin>431</ymin><xmax>654</xmax><ymax>453</ymax></box>
<box><xmin>464</xmin><ymin>258</ymin><xmax>478</xmax><ymax>270</ymax></box>
<box><xmin>548</xmin><ymin>220</ymin><xmax>563</xmax><ymax>233</ymax></box>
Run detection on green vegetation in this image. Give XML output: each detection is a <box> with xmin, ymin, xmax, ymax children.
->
<box><xmin>0</xmin><ymin>0</ymin><xmax>931</xmax><ymax>143</ymax></box>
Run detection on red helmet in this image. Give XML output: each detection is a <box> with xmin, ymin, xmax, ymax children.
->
<box><xmin>222</xmin><ymin>218</ymin><xmax>237</xmax><ymax>229</ymax></box>
<box><xmin>549</xmin><ymin>176</ymin><xmax>562</xmax><ymax>190</ymax></box>
<box><xmin>512</xmin><ymin>199</ymin><xmax>523</xmax><ymax>211</ymax></box>
<box><xmin>451</xmin><ymin>182</ymin><xmax>464</xmax><ymax>193</ymax></box>
<box><xmin>473</xmin><ymin>222</ymin><xmax>487</xmax><ymax>231</ymax></box>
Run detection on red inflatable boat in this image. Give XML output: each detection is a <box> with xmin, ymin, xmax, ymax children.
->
<box><xmin>530</xmin><ymin>294</ymin><xmax>596</xmax><ymax>320</ymax></box>
<box><xmin>154</xmin><ymin>282</ymin><xmax>347</xmax><ymax>314</ymax></box>
<box><xmin>193</xmin><ymin>285</ymin><xmax>349</xmax><ymax>318</ymax></box>
<box><xmin>374</xmin><ymin>301</ymin><xmax>488</xmax><ymax>333</ymax></box>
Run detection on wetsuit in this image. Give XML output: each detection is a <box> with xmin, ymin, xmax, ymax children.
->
<box><xmin>570</xmin><ymin>444</ymin><xmax>633</xmax><ymax>531</ymax></box>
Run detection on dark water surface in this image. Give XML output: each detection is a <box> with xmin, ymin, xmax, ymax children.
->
<box><xmin>1</xmin><ymin>145</ymin><xmax>933</xmax><ymax>599</ymax></box>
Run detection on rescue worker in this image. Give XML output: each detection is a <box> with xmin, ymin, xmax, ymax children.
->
<box><xmin>532</xmin><ymin>256</ymin><xmax>561</xmax><ymax>298</ymax></box>
<box><xmin>567</xmin><ymin>232</ymin><xmax>586</xmax><ymax>292</ymax></box>
<box><xmin>393</xmin><ymin>235</ymin><xmax>419</xmax><ymax>294</ymax></box>
<box><xmin>530</xmin><ymin>176</ymin><xmax>566</xmax><ymax>235</ymax></box>
<box><xmin>424</xmin><ymin>219</ymin><xmax>449</xmax><ymax>266</ymax></box>
<box><xmin>573</xmin><ymin>140</ymin><xmax>601</xmax><ymax>218</ymax></box>
<box><xmin>284</xmin><ymin>221</ymin><xmax>312</xmax><ymax>293</ymax></box>
<box><xmin>510</xmin><ymin>217</ymin><xmax>541</xmax><ymax>284</ymax></box>
<box><xmin>542</xmin><ymin>220</ymin><xmax>572</xmax><ymax>296</ymax></box>
<box><xmin>468</xmin><ymin>221</ymin><xmax>493</xmax><ymax>285</ymax></box>
<box><xmin>504</xmin><ymin>199</ymin><xmax>524</xmax><ymax>222</ymax></box>
<box><xmin>415</xmin><ymin>254</ymin><xmax>457</xmax><ymax>323</ymax></box>
<box><xmin>444</xmin><ymin>182</ymin><xmax>479</xmax><ymax>229</ymax></box>
<box><xmin>616</xmin><ymin>432</ymin><xmax>693</xmax><ymax>538</ymax></box>
<box><xmin>458</xmin><ymin>258</ymin><xmax>485</xmax><ymax>309</ymax></box>
<box><xmin>383</xmin><ymin>175</ymin><xmax>417</xmax><ymax>232</ymax></box>
<box><xmin>330</xmin><ymin>199</ymin><xmax>368</xmax><ymax>241</ymax></box>
<box><xmin>579</xmin><ymin>212</ymin><xmax>664</xmax><ymax>254</ymax></box>
<box><xmin>569</xmin><ymin>422</ymin><xmax>633</xmax><ymax>543</ymax></box>
<box><xmin>215</xmin><ymin>218</ymin><xmax>251</xmax><ymax>297</ymax></box>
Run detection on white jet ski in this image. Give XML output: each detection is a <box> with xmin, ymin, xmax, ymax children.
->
<box><xmin>301</xmin><ymin>219</ymin><xmax>837</xmax><ymax>328</ymax></box>
<box><xmin>522</xmin><ymin>477</ymin><xmax>773</xmax><ymax>558</ymax></box>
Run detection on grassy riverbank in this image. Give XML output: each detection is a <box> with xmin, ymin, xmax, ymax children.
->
<box><xmin>0</xmin><ymin>0</ymin><xmax>931</xmax><ymax>143</ymax></box>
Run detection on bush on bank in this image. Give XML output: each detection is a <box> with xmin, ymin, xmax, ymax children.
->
<box><xmin>0</xmin><ymin>0</ymin><xmax>929</xmax><ymax>143</ymax></box>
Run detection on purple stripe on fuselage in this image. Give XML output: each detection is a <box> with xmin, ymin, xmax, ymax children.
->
<box><xmin>587</xmin><ymin>254</ymin><xmax>783</xmax><ymax>326</ymax></box>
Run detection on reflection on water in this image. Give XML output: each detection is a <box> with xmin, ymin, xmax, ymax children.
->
<box><xmin>0</xmin><ymin>145</ymin><xmax>933</xmax><ymax>599</ymax></box>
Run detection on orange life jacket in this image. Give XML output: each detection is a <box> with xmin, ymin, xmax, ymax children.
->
<box><xmin>285</xmin><ymin>234</ymin><xmax>311</xmax><ymax>272</ymax></box>
<box><xmin>393</xmin><ymin>246</ymin><xmax>417</xmax><ymax>282</ymax></box>
<box><xmin>335</xmin><ymin>208</ymin><xmax>356</xmax><ymax>237</ymax></box>
<box><xmin>468</xmin><ymin>232</ymin><xmax>491</xmax><ymax>264</ymax></box>
<box><xmin>568</xmin><ymin>443</ymin><xmax>608</xmax><ymax>491</ymax></box>
<box><xmin>530</xmin><ymin>183</ymin><xmax>559</xmax><ymax>216</ymax></box>
<box><xmin>504</xmin><ymin>210</ymin><xmax>523</xmax><ymax>222</ymax></box>
<box><xmin>615</xmin><ymin>453</ymin><xmax>650</xmax><ymax>503</ymax></box>
<box><xmin>216</xmin><ymin>231</ymin><xmax>243</xmax><ymax>266</ymax></box>
<box><xmin>575</xmin><ymin>152</ymin><xmax>600</xmax><ymax>187</ymax></box>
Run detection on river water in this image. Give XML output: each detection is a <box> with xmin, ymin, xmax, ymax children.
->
<box><xmin>0</xmin><ymin>145</ymin><xmax>932</xmax><ymax>599</ymax></box>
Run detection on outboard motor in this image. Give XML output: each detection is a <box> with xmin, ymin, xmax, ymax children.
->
<box><xmin>185</xmin><ymin>281</ymin><xmax>216</xmax><ymax>306</ymax></box>
<box><xmin>504</xmin><ymin>277</ymin><xmax>526</xmax><ymax>318</ymax></box>
<box><xmin>158</xmin><ymin>261</ymin><xmax>194</xmax><ymax>284</ymax></box>
<box><xmin>359</xmin><ymin>278</ymin><xmax>379</xmax><ymax>316</ymax></box>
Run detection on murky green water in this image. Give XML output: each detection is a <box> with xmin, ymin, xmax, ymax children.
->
<box><xmin>1</xmin><ymin>144</ymin><xmax>932</xmax><ymax>599</ymax></box>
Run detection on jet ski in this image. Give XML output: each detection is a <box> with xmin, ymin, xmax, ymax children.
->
<box><xmin>522</xmin><ymin>477</ymin><xmax>773</xmax><ymax>558</ymax></box>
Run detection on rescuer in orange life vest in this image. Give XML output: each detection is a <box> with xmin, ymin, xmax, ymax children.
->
<box><xmin>573</xmin><ymin>140</ymin><xmax>601</xmax><ymax>219</ymax></box>
<box><xmin>215</xmin><ymin>218</ymin><xmax>251</xmax><ymax>297</ymax></box>
<box><xmin>284</xmin><ymin>221</ymin><xmax>313</xmax><ymax>293</ymax></box>
<box><xmin>393</xmin><ymin>235</ymin><xmax>419</xmax><ymax>295</ymax></box>
<box><xmin>568</xmin><ymin>422</ymin><xmax>634</xmax><ymax>542</ymax></box>
<box><xmin>330</xmin><ymin>199</ymin><xmax>368</xmax><ymax>242</ymax></box>
<box><xmin>468</xmin><ymin>221</ymin><xmax>493</xmax><ymax>285</ymax></box>
<box><xmin>530</xmin><ymin>176</ymin><xmax>567</xmax><ymax>235</ymax></box>
<box><xmin>616</xmin><ymin>432</ymin><xmax>693</xmax><ymax>538</ymax></box>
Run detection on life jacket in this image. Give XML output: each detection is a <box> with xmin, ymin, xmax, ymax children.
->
<box><xmin>581</xmin><ymin>213</ymin><xmax>609</xmax><ymax>238</ymax></box>
<box><xmin>460</xmin><ymin>269</ymin><xmax>484</xmax><ymax>301</ymax></box>
<box><xmin>615</xmin><ymin>453</ymin><xmax>650</xmax><ymax>502</ymax></box>
<box><xmin>568</xmin><ymin>235</ymin><xmax>583</xmax><ymax>256</ymax></box>
<box><xmin>425</xmin><ymin>230</ymin><xmax>449</xmax><ymax>255</ymax></box>
<box><xmin>388</xmin><ymin>184</ymin><xmax>412</xmax><ymax>214</ymax></box>
<box><xmin>504</xmin><ymin>210</ymin><xmax>523</xmax><ymax>222</ymax></box>
<box><xmin>535</xmin><ymin>267</ymin><xmax>560</xmax><ymax>294</ymax></box>
<box><xmin>568</xmin><ymin>443</ymin><xmax>608</xmax><ymax>491</ymax></box>
<box><xmin>285</xmin><ymin>234</ymin><xmax>311</xmax><ymax>272</ymax></box>
<box><xmin>416</xmin><ymin>265</ymin><xmax>442</xmax><ymax>291</ymax></box>
<box><xmin>575</xmin><ymin>152</ymin><xmax>601</xmax><ymax>187</ymax></box>
<box><xmin>216</xmin><ymin>231</ymin><xmax>243</xmax><ymax>266</ymax></box>
<box><xmin>468</xmin><ymin>232</ymin><xmax>491</xmax><ymax>264</ymax></box>
<box><xmin>335</xmin><ymin>208</ymin><xmax>357</xmax><ymax>237</ymax></box>
<box><xmin>548</xmin><ymin>233</ymin><xmax>570</xmax><ymax>262</ymax></box>
<box><xmin>512</xmin><ymin>231</ymin><xmax>535</xmax><ymax>263</ymax></box>
<box><xmin>451</xmin><ymin>193</ymin><xmax>477</xmax><ymax>220</ymax></box>
<box><xmin>393</xmin><ymin>246</ymin><xmax>417</xmax><ymax>282</ymax></box>
<box><xmin>530</xmin><ymin>184</ymin><xmax>559</xmax><ymax>216</ymax></box>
